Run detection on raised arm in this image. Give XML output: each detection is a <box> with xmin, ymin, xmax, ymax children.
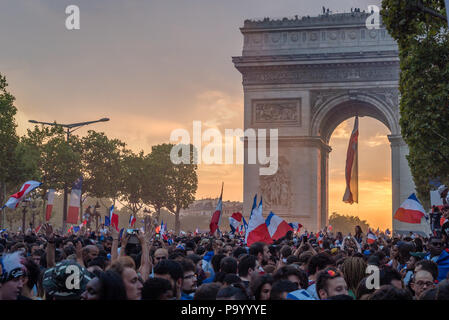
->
<box><xmin>110</xmin><ymin>227</ymin><xmax>119</xmax><ymax>263</ymax></box>
<box><xmin>138</xmin><ymin>222</ymin><xmax>153</xmax><ymax>280</ymax></box>
<box><xmin>43</xmin><ymin>224</ymin><xmax>55</xmax><ymax>268</ymax></box>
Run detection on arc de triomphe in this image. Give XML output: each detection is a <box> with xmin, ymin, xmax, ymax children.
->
<box><xmin>233</xmin><ymin>12</ymin><xmax>416</xmax><ymax>232</ymax></box>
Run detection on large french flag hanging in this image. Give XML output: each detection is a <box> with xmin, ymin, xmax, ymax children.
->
<box><xmin>45</xmin><ymin>189</ymin><xmax>56</xmax><ymax>222</ymax></box>
<box><xmin>3</xmin><ymin>180</ymin><xmax>42</xmax><ymax>209</ymax></box>
<box><xmin>67</xmin><ymin>177</ymin><xmax>83</xmax><ymax>224</ymax></box>
<box><xmin>229</xmin><ymin>212</ymin><xmax>243</xmax><ymax>234</ymax></box>
<box><xmin>265</xmin><ymin>211</ymin><xmax>293</xmax><ymax>240</ymax></box>
<box><xmin>209</xmin><ymin>182</ymin><xmax>224</xmax><ymax>235</ymax></box>
<box><xmin>245</xmin><ymin>195</ymin><xmax>272</xmax><ymax>246</ymax></box>
<box><xmin>343</xmin><ymin>116</ymin><xmax>359</xmax><ymax>204</ymax></box>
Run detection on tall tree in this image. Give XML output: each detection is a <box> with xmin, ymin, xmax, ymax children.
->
<box><xmin>142</xmin><ymin>144</ymin><xmax>173</xmax><ymax>223</ymax></box>
<box><xmin>382</xmin><ymin>0</ymin><xmax>449</xmax><ymax>205</ymax></box>
<box><xmin>165</xmin><ymin>144</ymin><xmax>198</xmax><ymax>234</ymax></box>
<box><xmin>0</xmin><ymin>73</ymin><xmax>19</xmax><ymax>209</ymax></box>
<box><xmin>118</xmin><ymin>151</ymin><xmax>146</xmax><ymax>219</ymax></box>
<box><xmin>81</xmin><ymin>130</ymin><xmax>128</xmax><ymax>209</ymax></box>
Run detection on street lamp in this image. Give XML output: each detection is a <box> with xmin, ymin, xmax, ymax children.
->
<box><xmin>28</xmin><ymin>117</ymin><xmax>110</xmax><ymax>232</ymax></box>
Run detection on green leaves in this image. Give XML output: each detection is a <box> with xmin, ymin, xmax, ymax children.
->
<box><xmin>382</xmin><ymin>0</ymin><xmax>449</xmax><ymax>205</ymax></box>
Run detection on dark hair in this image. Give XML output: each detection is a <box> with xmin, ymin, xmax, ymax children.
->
<box><xmin>273</xmin><ymin>265</ymin><xmax>308</xmax><ymax>289</ymax></box>
<box><xmin>270</xmin><ymin>280</ymin><xmax>298</xmax><ymax>300</ymax></box>
<box><xmin>415</xmin><ymin>260</ymin><xmax>439</xmax><ymax>281</ymax></box>
<box><xmin>23</xmin><ymin>257</ymin><xmax>41</xmax><ymax>290</ymax></box>
<box><xmin>142</xmin><ymin>277</ymin><xmax>173</xmax><ymax>300</ymax></box>
<box><xmin>193</xmin><ymin>283</ymin><xmax>222</xmax><ymax>300</ymax></box>
<box><xmin>435</xmin><ymin>279</ymin><xmax>449</xmax><ymax>300</ymax></box>
<box><xmin>307</xmin><ymin>252</ymin><xmax>334</xmax><ymax>275</ymax></box>
<box><xmin>419</xmin><ymin>287</ymin><xmax>438</xmax><ymax>300</ymax></box>
<box><xmin>233</xmin><ymin>247</ymin><xmax>247</xmax><ymax>259</ymax></box>
<box><xmin>223</xmin><ymin>274</ymin><xmax>242</xmax><ymax>286</ymax></box>
<box><xmin>220</xmin><ymin>257</ymin><xmax>238</xmax><ymax>274</ymax></box>
<box><xmin>216</xmin><ymin>283</ymin><xmax>248</xmax><ymax>300</ymax></box>
<box><xmin>96</xmin><ymin>270</ymin><xmax>127</xmax><ymax>300</ymax></box>
<box><xmin>286</xmin><ymin>255</ymin><xmax>300</xmax><ymax>265</ymax></box>
<box><xmin>368</xmin><ymin>285</ymin><xmax>413</xmax><ymax>300</ymax></box>
<box><xmin>250</xmin><ymin>274</ymin><xmax>274</xmax><ymax>300</ymax></box>
<box><xmin>316</xmin><ymin>267</ymin><xmax>343</xmax><ymax>298</ymax></box>
<box><xmin>154</xmin><ymin>259</ymin><xmax>183</xmax><ymax>282</ymax></box>
<box><xmin>379</xmin><ymin>266</ymin><xmax>402</xmax><ymax>286</ymax></box>
<box><xmin>179</xmin><ymin>258</ymin><xmax>196</xmax><ymax>274</ymax></box>
<box><xmin>195</xmin><ymin>246</ymin><xmax>206</xmax><ymax>255</ymax></box>
<box><xmin>186</xmin><ymin>254</ymin><xmax>202</xmax><ymax>265</ymax></box>
<box><xmin>280</xmin><ymin>245</ymin><xmax>292</xmax><ymax>258</ymax></box>
<box><xmin>211</xmin><ymin>254</ymin><xmax>226</xmax><ymax>273</ymax></box>
<box><xmin>249</xmin><ymin>242</ymin><xmax>266</xmax><ymax>257</ymax></box>
<box><xmin>356</xmin><ymin>276</ymin><xmax>376</xmax><ymax>299</ymax></box>
<box><xmin>87</xmin><ymin>256</ymin><xmax>107</xmax><ymax>270</ymax></box>
<box><xmin>238</xmin><ymin>254</ymin><xmax>256</xmax><ymax>277</ymax></box>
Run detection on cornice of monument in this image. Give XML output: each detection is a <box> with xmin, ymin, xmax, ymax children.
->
<box><xmin>232</xmin><ymin>50</ymin><xmax>399</xmax><ymax>64</ymax></box>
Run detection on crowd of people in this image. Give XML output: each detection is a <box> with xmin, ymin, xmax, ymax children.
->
<box><xmin>1</xmin><ymin>218</ymin><xmax>449</xmax><ymax>301</ymax></box>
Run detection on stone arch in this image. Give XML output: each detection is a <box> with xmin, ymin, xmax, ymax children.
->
<box><xmin>311</xmin><ymin>92</ymin><xmax>400</xmax><ymax>143</ymax></box>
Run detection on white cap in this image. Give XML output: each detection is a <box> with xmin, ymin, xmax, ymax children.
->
<box><xmin>438</xmin><ymin>185</ymin><xmax>447</xmax><ymax>195</ymax></box>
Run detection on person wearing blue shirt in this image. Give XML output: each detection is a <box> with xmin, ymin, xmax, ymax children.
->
<box><xmin>426</xmin><ymin>236</ymin><xmax>449</xmax><ymax>282</ymax></box>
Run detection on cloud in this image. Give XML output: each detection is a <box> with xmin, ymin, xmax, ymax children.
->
<box><xmin>363</xmin><ymin>133</ymin><xmax>389</xmax><ymax>148</ymax></box>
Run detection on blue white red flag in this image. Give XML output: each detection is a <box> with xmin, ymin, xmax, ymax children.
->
<box><xmin>67</xmin><ymin>177</ymin><xmax>83</xmax><ymax>224</ymax></box>
<box><xmin>245</xmin><ymin>195</ymin><xmax>272</xmax><ymax>246</ymax></box>
<box><xmin>109</xmin><ymin>205</ymin><xmax>119</xmax><ymax>232</ymax></box>
<box><xmin>129</xmin><ymin>215</ymin><xmax>136</xmax><ymax>227</ymax></box>
<box><xmin>3</xmin><ymin>181</ymin><xmax>42</xmax><ymax>209</ymax></box>
<box><xmin>265</xmin><ymin>212</ymin><xmax>293</xmax><ymax>240</ymax></box>
<box><xmin>229</xmin><ymin>212</ymin><xmax>243</xmax><ymax>234</ymax></box>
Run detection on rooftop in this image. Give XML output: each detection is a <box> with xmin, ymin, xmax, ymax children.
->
<box><xmin>243</xmin><ymin>10</ymin><xmax>379</xmax><ymax>30</ymax></box>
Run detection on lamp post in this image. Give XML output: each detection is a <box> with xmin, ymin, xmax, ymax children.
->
<box><xmin>28</xmin><ymin>118</ymin><xmax>110</xmax><ymax>232</ymax></box>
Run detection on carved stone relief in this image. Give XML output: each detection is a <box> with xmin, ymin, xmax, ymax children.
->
<box><xmin>259</xmin><ymin>156</ymin><xmax>291</xmax><ymax>209</ymax></box>
<box><xmin>252</xmin><ymin>99</ymin><xmax>301</xmax><ymax>126</ymax></box>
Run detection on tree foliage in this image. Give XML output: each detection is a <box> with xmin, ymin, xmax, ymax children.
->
<box><xmin>0</xmin><ymin>73</ymin><xmax>19</xmax><ymax>201</ymax></box>
<box><xmin>81</xmin><ymin>130</ymin><xmax>127</xmax><ymax>204</ymax></box>
<box><xmin>165</xmin><ymin>144</ymin><xmax>198</xmax><ymax>234</ymax></box>
<box><xmin>328</xmin><ymin>212</ymin><xmax>371</xmax><ymax>236</ymax></box>
<box><xmin>382</xmin><ymin>0</ymin><xmax>449</xmax><ymax>205</ymax></box>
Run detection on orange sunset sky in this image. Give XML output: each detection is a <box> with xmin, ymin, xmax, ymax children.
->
<box><xmin>1</xmin><ymin>0</ymin><xmax>392</xmax><ymax>229</ymax></box>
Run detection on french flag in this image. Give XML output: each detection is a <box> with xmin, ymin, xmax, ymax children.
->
<box><xmin>209</xmin><ymin>183</ymin><xmax>223</xmax><ymax>235</ymax></box>
<box><xmin>229</xmin><ymin>212</ymin><xmax>243</xmax><ymax>234</ymax></box>
<box><xmin>393</xmin><ymin>194</ymin><xmax>426</xmax><ymax>224</ymax></box>
<box><xmin>67</xmin><ymin>177</ymin><xmax>83</xmax><ymax>224</ymax></box>
<box><xmin>45</xmin><ymin>189</ymin><xmax>55</xmax><ymax>222</ymax></box>
<box><xmin>245</xmin><ymin>195</ymin><xmax>272</xmax><ymax>246</ymax></box>
<box><xmin>109</xmin><ymin>205</ymin><xmax>119</xmax><ymax>232</ymax></box>
<box><xmin>288</xmin><ymin>222</ymin><xmax>302</xmax><ymax>233</ymax></box>
<box><xmin>367</xmin><ymin>229</ymin><xmax>377</xmax><ymax>244</ymax></box>
<box><xmin>3</xmin><ymin>180</ymin><xmax>42</xmax><ymax>209</ymax></box>
<box><xmin>265</xmin><ymin>212</ymin><xmax>293</xmax><ymax>240</ymax></box>
<box><xmin>129</xmin><ymin>215</ymin><xmax>136</xmax><ymax>227</ymax></box>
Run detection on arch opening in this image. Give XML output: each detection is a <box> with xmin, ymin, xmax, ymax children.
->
<box><xmin>328</xmin><ymin>115</ymin><xmax>392</xmax><ymax>231</ymax></box>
